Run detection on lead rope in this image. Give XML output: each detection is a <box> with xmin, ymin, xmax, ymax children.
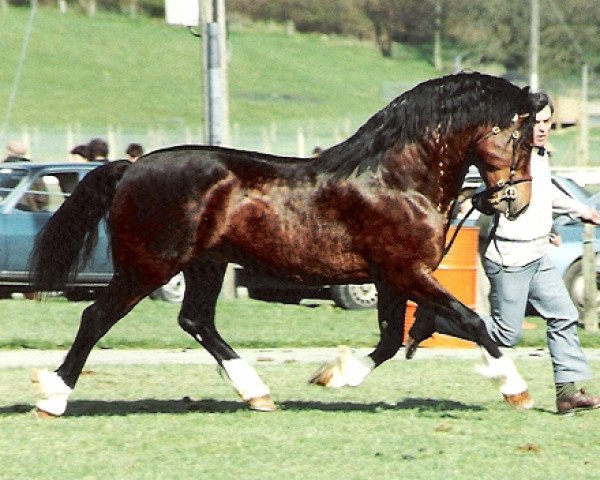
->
<box><xmin>443</xmin><ymin>203</ymin><xmax>476</xmax><ymax>257</ymax></box>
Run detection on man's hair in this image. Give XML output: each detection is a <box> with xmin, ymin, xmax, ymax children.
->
<box><xmin>126</xmin><ymin>143</ymin><xmax>144</xmax><ymax>158</ymax></box>
<box><xmin>88</xmin><ymin>138</ymin><xmax>109</xmax><ymax>159</ymax></box>
<box><xmin>70</xmin><ymin>144</ymin><xmax>90</xmax><ymax>160</ymax></box>
<box><xmin>531</xmin><ymin>91</ymin><xmax>554</xmax><ymax>114</ymax></box>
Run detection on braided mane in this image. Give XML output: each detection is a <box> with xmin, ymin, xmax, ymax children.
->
<box><xmin>317</xmin><ymin>72</ymin><xmax>532</xmax><ymax>178</ymax></box>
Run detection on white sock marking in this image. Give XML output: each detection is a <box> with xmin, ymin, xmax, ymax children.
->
<box><xmin>32</xmin><ymin>369</ymin><xmax>72</xmax><ymax>416</ymax></box>
<box><xmin>221</xmin><ymin>359</ymin><xmax>270</xmax><ymax>401</ymax></box>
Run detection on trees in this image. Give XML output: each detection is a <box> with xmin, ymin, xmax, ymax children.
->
<box><xmin>4</xmin><ymin>0</ymin><xmax>599</xmax><ymax>78</ymax></box>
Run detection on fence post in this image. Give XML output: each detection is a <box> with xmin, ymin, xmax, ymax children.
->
<box><xmin>66</xmin><ymin>125</ymin><xmax>74</xmax><ymax>155</ymax></box>
<box><xmin>297</xmin><ymin>127</ymin><xmax>305</xmax><ymax>157</ymax></box>
<box><xmin>582</xmin><ymin>223</ymin><xmax>598</xmax><ymax>331</ymax></box>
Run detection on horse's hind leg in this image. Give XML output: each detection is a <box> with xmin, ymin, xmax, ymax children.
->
<box><xmin>178</xmin><ymin>259</ymin><xmax>275</xmax><ymax>411</ymax></box>
<box><xmin>32</xmin><ymin>273</ymin><xmax>153</xmax><ymax>416</ymax></box>
<box><xmin>411</xmin><ymin>295</ymin><xmax>533</xmax><ymax>410</ymax></box>
<box><xmin>310</xmin><ymin>281</ymin><xmax>406</xmax><ymax>388</ymax></box>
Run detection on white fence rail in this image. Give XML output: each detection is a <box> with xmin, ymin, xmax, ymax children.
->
<box><xmin>3</xmin><ymin>115</ymin><xmax>365</xmax><ymax>162</ymax></box>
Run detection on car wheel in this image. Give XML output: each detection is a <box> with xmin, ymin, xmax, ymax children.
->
<box><xmin>563</xmin><ymin>259</ymin><xmax>600</xmax><ymax>316</ymax></box>
<box><xmin>150</xmin><ymin>273</ymin><xmax>185</xmax><ymax>303</ymax></box>
<box><xmin>247</xmin><ymin>288</ymin><xmax>304</xmax><ymax>304</ymax></box>
<box><xmin>331</xmin><ymin>284</ymin><xmax>378</xmax><ymax>309</ymax></box>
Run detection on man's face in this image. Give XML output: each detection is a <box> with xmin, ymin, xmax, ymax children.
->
<box><xmin>533</xmin><ymin>105</ymin><xmax>552</xmax><ymax>147</ymax></box>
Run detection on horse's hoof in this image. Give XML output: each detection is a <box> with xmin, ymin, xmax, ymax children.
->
<box><xmin>32</xmin><ymin>407</ymin><xmax>60</xmax><ymax>419</ymax></box>
<box><xmin>405</xmin><ymin>335</ymin><xmax>419</xmax><ymax>359</ymax></box>
<box><xmin>503</xmin><ymin>389</ymin><xmax>534</xmax><ymax>410</ymax></box>
<box><xmin>247</xmin><ymin>395</ymin><xmax>277</xmax><ymax>412</ymax></box>
<box><xmin>308</xmin><ymin>364</ymin><xmax>334</xmax><ymax>387</ymax></box>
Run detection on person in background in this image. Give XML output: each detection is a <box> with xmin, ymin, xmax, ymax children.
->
<box><xmin>125</xmin><ymin>143</ymin><xmax>144</xmax><ymax>162</ymax></box>
<box><xmin>409</xmin><ymin>92</ymin><xmax>600</xmax><ymax>415</ymax></box>
<box><xmin>3</xmin><ymin>140</ymin><xmax>29</xmax><ymax>162</ymax></box>
<box><xmin>69</xmin><ymin>144</ymin><xmax>91</xmax><ymax>162</ymax></box>
<box><xmin>87</xmin><ymin>138</ymin><xmax>109</xmax><ymax>163</ymax></box>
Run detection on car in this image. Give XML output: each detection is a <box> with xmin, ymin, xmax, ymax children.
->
<box><xmin>0</xmin><ymin>162</ymin><xmax>185</xmax><ymax>302</ymax></box>
<box><xmin>235</xmin><ymin>267</ymin><xmax>379</xmax><ymax>309</ymax></box>
<box><xmin>237</xmin><ymin>171</ymin><xmax>600</xmax><ymax>312</ymax></box>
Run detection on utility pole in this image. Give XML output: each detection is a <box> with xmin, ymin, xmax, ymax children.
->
<box><xmin>200</xmin><ymin>0</ymin><xmax>230</xmax><ymax>146</ymax></box>
<box><xmin>199</xmin><ymin>0</ymin><xmax>234</xmax><ymax>299</ymax></box>
<box><xmin>165</xmin><ymin>0</ymin><xmax>234</xmax><ymax>299</ymax></box>
<box><xmin>529</xmin><ymin>0</ymin><xmax>539</xmax><ymax>91</ymax></box>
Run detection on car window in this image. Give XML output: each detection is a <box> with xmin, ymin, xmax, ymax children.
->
<box><xmin>15</xmin><ymin>172</ymin><xmax>79</xmax><ymax>213</ymax></box>
<box><xmin>0</xmin><ymin>168</ymin><xmax>27</xmax><ymax>202</ymax></box>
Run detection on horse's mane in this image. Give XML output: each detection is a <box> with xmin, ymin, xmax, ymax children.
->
<box><xmin>316</xmin><ymin>71</ymin><xmax>532</xmax><ymax>179</ymax></box>
<box><xmin>152</xmin><ymin>72</ymin><xmax>531</xmax><ymax>182</ymax></box>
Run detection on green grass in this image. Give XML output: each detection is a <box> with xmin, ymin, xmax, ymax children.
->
<box><xmin>0</xmin><ymin>297</ymin><xmax>380</xmax><ymax>350</ymax></box>
<box><xmin>0</xmin><ymin>8</ymin><xmax>203</xmax><ymax>128</ymax></box>
<box><xmin>1</xmin><ymin>360</ymin><xmax>600</xmax><ymax>479</ymax></box>
<box><xmin>1</xmin><ymin>297</ymin><xmax>600</xmax><ymax>350</ymax></box>
<box><xmin>0</xmin><ymin>8</ymin><xmax>436</xmax><ymax>129</ymax></box>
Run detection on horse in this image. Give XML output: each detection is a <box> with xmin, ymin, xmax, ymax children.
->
<box><xmin>29</xmin><ymin>72</ymin><xmax>536</xmax><ymax>417</ymax></box>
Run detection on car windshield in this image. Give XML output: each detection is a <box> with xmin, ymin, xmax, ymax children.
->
<box><xmin>0</xmin><ymin>168</ymin><xmax>28</xmax><ymax>203</ymax></box>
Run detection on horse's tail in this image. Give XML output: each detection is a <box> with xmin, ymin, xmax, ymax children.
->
<box><xmin>29</xmin><ymin>160</ymin><xmax>132</xmax><ymax>291</ymax></box>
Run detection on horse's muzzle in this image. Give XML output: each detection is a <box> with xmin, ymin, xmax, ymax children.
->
<box><xmin>489</xmin><ymin>180</ymin><xmax>532</xmax><ymax>220</ymax></box>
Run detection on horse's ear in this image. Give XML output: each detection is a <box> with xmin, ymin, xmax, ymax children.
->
<box><xmin>512</xmin><ymin>113</ymin><xmax>530</xmax><ymax>123</ymax></box>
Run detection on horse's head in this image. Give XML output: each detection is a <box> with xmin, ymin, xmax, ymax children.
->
<box><xmin>473</xmin><ymin>113</ymin><xmax>533</xmax><ymax>220</ymax></box>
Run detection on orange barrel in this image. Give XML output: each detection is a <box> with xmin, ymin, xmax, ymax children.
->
<box><xmin>403</xmin><ymin>226</ymin><xmax>478</xmax><ymax>349</ymax></box>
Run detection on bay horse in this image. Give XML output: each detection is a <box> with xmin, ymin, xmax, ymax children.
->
<box><xmin>29</xmin><ymin>72</ymin><xmax>535</xmax><ymax>417</ymax></box>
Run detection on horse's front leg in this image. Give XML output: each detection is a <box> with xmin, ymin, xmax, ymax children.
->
<box><xmin>309</xmin><ymin>281</ymin><xmax>406</xmax><ymax>388</ymax></box>
<box><xmin>410</xmin><ymin>291</ymin><xmax>533</xmax><ymax>410</ymax></box>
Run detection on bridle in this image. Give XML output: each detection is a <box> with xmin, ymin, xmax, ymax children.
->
<box><xmin>470</xmin><ymin>121</ymin><xmax>532</xmax><ymax>217</ymax></box>
<box><xmin>443</xmin><ymin>119</ymin><xmax>532</xmax><ymax>256</ymax></box>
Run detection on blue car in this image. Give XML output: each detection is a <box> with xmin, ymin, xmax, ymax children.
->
<box><xmin>547</xmin><ymin>176</ymin><xmax>600</xmax><ymax>315</ymax></box>
<box><xmin>0</xmin><ymin>162</ymin><xmax>184</xmax><ymax>301</ymax></box>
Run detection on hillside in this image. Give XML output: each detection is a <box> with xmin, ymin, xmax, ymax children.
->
<box><xmin>0</xmin><ymin>8</ymin><xmax>437</xmax><ymax>129</ymax></box>
<box><xmin>1</xmin><ymin>7</ymin><xmax>597</xmax><ymax>165</ymax></box>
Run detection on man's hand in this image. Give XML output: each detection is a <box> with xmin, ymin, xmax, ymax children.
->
<box><xmin>581</xmin><ymin>208</ymin><xmax>600</xmax><ymax>225</ymax></box>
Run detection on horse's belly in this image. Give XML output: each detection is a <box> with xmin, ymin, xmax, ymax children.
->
<box><xmin>227</xmin><ymin>210</ymin><xmax>369</xmax><ymax>283</ymax></box>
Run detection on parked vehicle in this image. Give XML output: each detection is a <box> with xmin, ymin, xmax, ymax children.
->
<box><xmin>0</xmin><ymin>162</ymin><xmax>184</xmax><ymax>302</ymax></box>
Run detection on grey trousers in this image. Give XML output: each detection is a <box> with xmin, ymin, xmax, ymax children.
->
<box><xmin>432</xmin><ymin>255</ymin><xmax>591</xmax><ymax>384</ymax></box>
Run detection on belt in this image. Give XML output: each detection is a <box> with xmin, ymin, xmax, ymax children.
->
<box><xmin>493</xmin><ymin>234</ymin><xmax>549</xmax><ymax>243</ymax></box>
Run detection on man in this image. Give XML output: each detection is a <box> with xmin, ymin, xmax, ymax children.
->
<box><xmin>3</xmin><ymin>140</ymin><xmax>29</xmax><ymax>162</ymax></box>
<box><xmin>87</xmin><ymin>138</ymin><xmax>109</xmax><ymax>163</ymax></box>
<box><xmin>411</xmin><ymin>92</ymin><xmax>600</xmax><ymax>415</ymax></box>
<box><xmin>125</xmin><ymin>143</ymin><xmax>144</xmax><ymax>162</ymax></box>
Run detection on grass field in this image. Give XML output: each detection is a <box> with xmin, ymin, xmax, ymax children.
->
<box><xmin>1</xmin><ymin>360</ymin><xmax>600</xmax><ymax>479</ymax></box>
<box><xmin>2</xmin><ymin>298</ymin><xmax>600</xmax><ymax>478</ymax></box>
<box><xmin>1</xmin><ymin>296</ymin><xmax>600</xmax><ymax>350</ymax></box>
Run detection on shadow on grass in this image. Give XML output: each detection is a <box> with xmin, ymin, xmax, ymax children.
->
<box><xmin>0</xmin><ymin>396</ymin><xmax>485</xmax><ymax>417</ymax></box>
